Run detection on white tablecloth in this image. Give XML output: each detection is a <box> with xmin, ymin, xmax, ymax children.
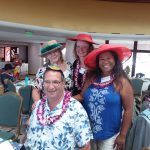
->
<box><xmin>14</xmin><ymin>79</ymin><xmax>34</xmax><ymax>92</ymax></box>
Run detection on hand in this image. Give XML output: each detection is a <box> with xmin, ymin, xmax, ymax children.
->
<box><xmin>113</xmin><ymin>134</ymin><xmax>125</xmax><ymax>150</ymax></box>
<box><xmin>32</xmin><ymin>101</ymin><xmax>38</xmax><ymax>110</ymax></box>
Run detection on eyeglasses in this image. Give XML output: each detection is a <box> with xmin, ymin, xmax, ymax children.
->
<box><xmin>43</xmin><ymin>80</ymin><xmax>62</xmax><ymax>87</ymax></box>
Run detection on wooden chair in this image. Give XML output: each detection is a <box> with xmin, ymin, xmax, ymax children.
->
<box><xmin>18</xmin><ymin>85</ymin><xmax>33</xmax><ymax>115</ymax></box>
<box><xmin>0</xmin><ymin>92</ymin><xmax>23</xmax><ymax>141</ymax></box>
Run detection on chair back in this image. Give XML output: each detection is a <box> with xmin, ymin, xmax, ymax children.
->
<box><xmin>18</xmin><ymin>85</ymin><xmax>33</xmax><ymax>114</ymax></box>
<box><xmin>131</xmin><ymin>78</ymin><xmax>144</xmax><ymax>96</ymax></box>
<box><xmin>0</xmin><ymin>92</ymin><xmax>23</xmax><ymax>140</ymax></box>
<box><xmin>6</xmin><ymin>80</ymin><xmax>16</xmax><ymax>93</ymax></box>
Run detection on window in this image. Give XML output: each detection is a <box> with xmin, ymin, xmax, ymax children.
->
<box><xmin>137</xmin><ymin>41</ymin><xmax>150</xmax><ymax>50</ymax></box>
<box><xmin>0</xmin><ymin>46</ymin><xmax>19</xmax><ymax>62</ymax></box>
<box><xmin>135</xmin><ymin>53</ymin><xmax>150</xmax><ymax>78</ymax></box>
<box><xmin>109</xmin><ymin>40</ymin><xmax>134</xmax><ymax>49</ymax></box>
<box><xmin>0</xmin><ymin>47</ymin><xmax>4</xmax><ymax>60</ymax></box>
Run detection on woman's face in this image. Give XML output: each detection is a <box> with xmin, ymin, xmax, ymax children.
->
<box><xmin>46</xmin><ymin>49</ymin><xmax>61</xmax><ymax>64</ymax></box>
<box><xmin>98</xmin><ymin>51</ymin><xmax>115</xmax><ymax>76</ymax></box>
<box><xmin>75</xmin><ymin>40</ymin><xmax>90</xmax><ymax>58</ymax></box>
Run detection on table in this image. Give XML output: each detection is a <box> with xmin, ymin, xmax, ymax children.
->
<box><xmin>14</xmin><ymin>79</ymin><xmax>34</xmax><ymax>92</ymax></box>
<box><xmin>0</xmin><ymin>138</ymin><xmax>22</xmax><ymax>150</ymax></box>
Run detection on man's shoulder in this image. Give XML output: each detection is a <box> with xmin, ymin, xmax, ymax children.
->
<box><xmin>69</xmin><ymin>97</ymin><xmax>84</xmax><ymax>110</ymax></box>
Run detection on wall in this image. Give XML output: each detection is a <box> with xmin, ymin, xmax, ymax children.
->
<box><xmin>0</xmin><ymin>0</ymin><xmax>150</xmax><ymax>34</ymax></box>
<box><xmin>28</xmin><ymin>43</ymin><xmax>41</xmax><ymax>74</ymax></box>
<box><xmin>18</xmin><ymin>46</ymin><xmax>27</xmax><ymax>62</ymax></box>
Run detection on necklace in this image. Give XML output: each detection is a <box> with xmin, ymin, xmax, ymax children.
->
<box><xmin>37</xmin><ymin>91</ymin><xmax>71</xmax><ymax>125</ymax></box>
<box><xmin>92</xmin><ymin>76</ymin><xmax>114</xmax><ymax>88</ymax></box>
<box><xmin>74</xmin><ymin>60</ymin><xmax>86</xmax><ymax>90</ymax></box>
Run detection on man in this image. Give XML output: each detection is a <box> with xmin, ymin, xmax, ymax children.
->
<box><xmin>24</xmin><ymin>65</ymin><xmax>93</xmax><ymax>150</ymax></box>
<box><xmin>0</xmin><ymin>63</ymin><xmax>15</xmax><ymax>92</ymax></box>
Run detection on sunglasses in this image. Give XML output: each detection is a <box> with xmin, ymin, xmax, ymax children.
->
<box><xmin>47</xmin><ymin>65</ymin><xmax>61</xmax><ymax>71</ymax></box>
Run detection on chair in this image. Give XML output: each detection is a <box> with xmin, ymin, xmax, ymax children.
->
<box><xmin>0</xmin><ymin>92</ymin><xmax>23</xmax><ymax>141</ymax></box>
<box><xmin>5</xmin><ymin>80</ymin><xmax>16</xmax><ymax>93</ymax></box>
<box><xmin>125</xmin><ymin>109</ymin><xmax>150</xmax><ymax>150</ymax></box>
<box><xmin>131</xmin><ymin>78</ymin><xmax>144</xmax><ymax>96</ymax></box>
<box><xmin>18</xmin><ymin>85</ymin><xmax>33</xmax><ymax>115</ymax></box>
<box><xmin>131</xmin><ymin>78</ymin><xmax>144</xmax><ymax>120</ymax></box>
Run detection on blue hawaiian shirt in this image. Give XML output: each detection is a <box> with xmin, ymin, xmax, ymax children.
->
<box><xmin>24</xmin><ymin>97</ymin><xmax>93</xmax><ymax>150</ymax></box>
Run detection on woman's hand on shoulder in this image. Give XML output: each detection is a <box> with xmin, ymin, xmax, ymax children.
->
<box><xmin>72</xmin><ymin>94</ymin><xmax>83</xmax><ymax>102</ymax></box>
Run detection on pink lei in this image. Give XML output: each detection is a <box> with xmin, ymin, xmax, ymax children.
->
<box><xmin>37</xmin><ymin>91</ymin><xmax>71</xmax><ymax>125</ymax></box>
<box><xmin>74</xmin><ymin>60</ymin><xmax>86</xmax><ymax>90</ymax></box>
<box><xmin>92</xmin><ymin>76</ymin><xmax>114</xmax><ymax>88</ymax></box>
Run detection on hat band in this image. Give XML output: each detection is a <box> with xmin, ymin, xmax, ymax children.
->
<box><xmin>41</xmin><ymin>43</ymin><xmax>62</xmax><ymax>55</ymax></box>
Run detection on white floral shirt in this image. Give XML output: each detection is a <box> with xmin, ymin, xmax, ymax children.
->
<box><xmin>24</xmin><ymin>97</ymin><xmax>93</xmax><ymax>150</ymax></box>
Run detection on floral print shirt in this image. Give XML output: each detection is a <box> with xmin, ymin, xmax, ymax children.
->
<box><xmin>24</xmin><ymin>97</ymin><xmax>93</xmax><ymax>150</ymax></box>
<box><xmin>34</xmin><ymin>62</ymin><xmax>73</xmax><ymax>92</ymax></box>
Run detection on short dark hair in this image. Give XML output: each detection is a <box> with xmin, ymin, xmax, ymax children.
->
<box><xmin>4</xmin><ymin>64</ymin><xmax>13</xmax><ymax>70</ymax></box>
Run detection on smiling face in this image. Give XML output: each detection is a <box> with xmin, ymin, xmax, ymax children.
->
<box><xmin>46</xmin><ymin>49</ymin><xmax>62</xmax><ymax>64</ymax></box>
<box><xmin>75</xmin><ymin>40</ymin><xmax>90</xmax><ymax>58</ymax></box>
<box><xmin>43</xmin><ymin>70</ymin><xmax>65</xmax><ymax>101</ymax></box>
<box><xmin>98</xmin><ymin>51</ymin><xmax>116</xmax><ymax>76</ymax></box>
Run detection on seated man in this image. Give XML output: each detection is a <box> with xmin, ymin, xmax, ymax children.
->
<box><xmin>0</xmin><ymin>64</ymin><xmax>15</xmax><ymax>92</ymax></box>
<box><xmin>24</xmin><ymin>66</ymin><xmax>93</xmax><ymax>150</ymax></box>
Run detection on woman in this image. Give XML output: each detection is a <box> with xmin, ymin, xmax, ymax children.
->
<box><xmin>32</xmin><ymin>40</ymin><xmax>72</xmax><ymax>103</ymax></box>
<box><xmin>68</xmin><ymin>34</ymin><xmax>96</xmax><ymax>96</ymax></box>
<box><xmin>81</xmin><ymin>44</ymin><xmax>134</xmax><ymax>150</ymax></box>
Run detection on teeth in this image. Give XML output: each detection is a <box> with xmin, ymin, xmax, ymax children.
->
<box><xmin>103</xmin><ymin>65</ymin><xmax>109</xmax><ymax>68</ymax></box>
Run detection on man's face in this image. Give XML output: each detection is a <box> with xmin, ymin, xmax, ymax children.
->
<box><xmin>43</xmin><ymin>70</ymin><xmax>64</xmax><ymax>99</ymax></box>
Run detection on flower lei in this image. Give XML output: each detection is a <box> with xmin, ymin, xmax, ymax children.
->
<box><xmin>92</xmin><ymin>76</ymin><xmax>114</xmax><ymax>88</ymax></box>
<box><xmin>37</xmin><ymin>91</ymin><xmax>71</xmax><ymax>125</ymax></box>
<box><xmin>74</xmin><ymin>60</ymin><xmax>86</xmax><ymax>90</ymax></box>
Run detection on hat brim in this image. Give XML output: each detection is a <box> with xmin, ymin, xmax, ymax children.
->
<box><xmin>68</xmin><ymin>37</ymin><xmax>97</xmax><ymax>44</ymax></box>
<box><xmin>40</xmin><ymin>44</ymin><xmax>64</xmax><ymax>57</ymax></box>
<box><xmin>84</xmin><ymin>44</ymin><xmax>132</xmax><ymax>69</ymax></box>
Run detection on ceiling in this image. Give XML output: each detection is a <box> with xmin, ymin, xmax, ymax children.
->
<box><xmin>1</xmin><ymin>21</ymin><xmax>150</xmax><ymax>46</ymax></box>
<box><xmin>0</xmin><ymin>21</ymin><xmax>78</xmax><ymax>45</ymax></box>
<box><xmin>98</xmin><ymin>0</ymin><xmax>150</xmax><ymax>3</ymax></box>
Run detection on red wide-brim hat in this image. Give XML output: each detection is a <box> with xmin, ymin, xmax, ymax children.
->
<box><xmin>84</xmin><ymin>44</ymin><xmax>132</xmax><ymax>69</ymax></box>
<box><xmin>68</xmin><ymin>34</ymin><xmax>97</xmax><ymax>44</ymax></box>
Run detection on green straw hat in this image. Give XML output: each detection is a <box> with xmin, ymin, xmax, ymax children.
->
<box><xmin>40</xmin><ymin>40</ymin><xmax>64</xmax><ymax>57</ymax></box>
